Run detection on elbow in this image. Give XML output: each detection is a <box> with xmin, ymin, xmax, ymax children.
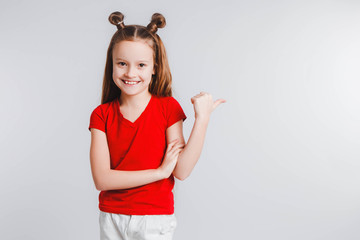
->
<box><xmin>95</xmin><ymin>182</ymin><xmax>110</xmax><ymax>191</ymax></box>
<box><xmin>94</xmin><ymin>181</ymin><xmax>105</xmax><ymax>191</ymax></box>
<box><xmin>95</xmin><ymin>184</ymin><xmax>104</xmax><ymax>191</ymax></box>
<box><xmin>92</xmin><ymin>170</ymin><xmax>110</xmax><ymax>191</ymax></box>
<box><xmin>94</xmin><ymin>177</ymin><xmax>108</xmax><ymax>191</ymax></box>
<box><xmin>174</xmin><ymin>172</ymin><xmax>190</xmax><ymax>181</ymax></box>
<box><xmin>173</xmin><ymin>165</ymin><xmax>193</xmax><ymax>181</ymax></box>
<box><xmin>175</xmin><ymin>176</ymin><xmax>187</xmax><ymax>181</ymax></box>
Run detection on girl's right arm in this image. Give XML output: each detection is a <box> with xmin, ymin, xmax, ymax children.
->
<box><xmin>89</xmin><ymin>128</ymin><xmax>182</xmax><ymax>191</ymax></box>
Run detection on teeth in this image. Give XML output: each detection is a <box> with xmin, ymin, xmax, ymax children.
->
<box><xmin>124</xmin><ymin>80</ymin><xmax>140</xmax><ymax>85</ymax></box>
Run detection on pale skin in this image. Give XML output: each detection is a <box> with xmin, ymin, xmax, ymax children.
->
<box><xmin>89</xmin><ymin>40</ymin><xmax>226</xmax><ymax>191</ymax></box>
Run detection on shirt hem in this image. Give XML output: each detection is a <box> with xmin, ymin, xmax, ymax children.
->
<box><xmin>99</xmin><ymin>206</ymin><xmax>174</xmax><ymax>215</ymax></box>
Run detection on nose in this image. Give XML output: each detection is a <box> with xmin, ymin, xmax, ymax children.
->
<box><xmin>125</xmin><ymin>65</ymin><xmax>137</xmax><ymax>78</ymax></box>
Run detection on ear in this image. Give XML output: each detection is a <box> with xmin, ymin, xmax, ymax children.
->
<box><xmin>152</xmin><ymin>67</ymin><xmax>155</xmax><ymax>75</ymax></box>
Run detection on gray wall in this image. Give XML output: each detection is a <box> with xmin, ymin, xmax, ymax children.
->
<box><xmin>1</xmin><ymin>0</ymin><xmax>359</xmax><ymax>239</ymax></box>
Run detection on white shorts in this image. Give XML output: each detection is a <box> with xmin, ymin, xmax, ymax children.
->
<box><xmin>99</xmin><ymin>210</ymin><xmax>177</xmax><ymax>240</ymax></box>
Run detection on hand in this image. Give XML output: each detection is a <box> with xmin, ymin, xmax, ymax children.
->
<box><xmin>158</xmin><ymin>139</ymin><xmax>184</xmax><ymax>179</ymax></box>
<box><xmin>191</xmin><ymin>92</ymin><xmax>226</xmax><ymax>120</ymax></box>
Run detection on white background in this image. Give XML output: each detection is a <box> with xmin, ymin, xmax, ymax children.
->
<box><xmin>1</xmin><ymin>0</ymin><xmax>360</xmax><ymax>239</ymax></box>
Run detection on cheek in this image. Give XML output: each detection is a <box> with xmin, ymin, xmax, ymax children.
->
<box><xmin>142</xmin><ymin>73</ymin><xmax>153</xmax><ymax>82</ymax></box>
<box><xmin>112</xmin><ymin>67</ymin><xmax>123</xmax><ymax>77</ymax></box>
<box><xmin>144</xmin><ymin>68</ymin><xmax>154</xmax><ymax>77</ymax></box>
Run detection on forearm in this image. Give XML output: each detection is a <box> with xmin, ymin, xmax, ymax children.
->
<box><xmin>173</xmin><ymin>117</ymin><xmax>210</xmax><ymax>180</ymax></box>
<box><xmin>96</xmin><ymin>168</ymin><xmax>163</xmax><ymax>191</ymax></box>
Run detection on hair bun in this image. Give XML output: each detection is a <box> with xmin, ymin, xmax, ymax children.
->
<box><xmin>146</xmin><ymin>13</ymin><xmax>166</xmax><ymax>34</ymax></box>
<box><xmin>109</xmin><ymin>11</ymin><xmax>125</xmax><ymax>30</ymax></box>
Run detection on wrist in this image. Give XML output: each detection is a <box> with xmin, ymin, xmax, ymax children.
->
<box><xmin>155</xmin><ymin>168</ymin><xmax>166</xmax><ymax>180</ymax></box>
<box><xmin>195</xmin><ymin>115</ymin><xmax>210</xmax><ymax>123</ymax></box>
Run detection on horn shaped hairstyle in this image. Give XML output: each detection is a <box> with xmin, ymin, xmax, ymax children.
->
<box><xmin>100</xmin><ymin>11</ymin><xmax>172</xmax><ymax>104</ymax></box>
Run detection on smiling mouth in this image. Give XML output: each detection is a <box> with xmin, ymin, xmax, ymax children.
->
<box><xmin>122</xmin><ymin>80</ymin><xmax>141</xmax><ymax>85</ymax></box>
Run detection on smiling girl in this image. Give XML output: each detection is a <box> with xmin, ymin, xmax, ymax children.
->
<box><xmin>88</xmin><ymin>11</ymin><xmax>226</xmax><ymax>240</ymax></box>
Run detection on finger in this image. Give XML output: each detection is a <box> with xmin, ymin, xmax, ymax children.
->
<box><xmin>174</xmin><ymin>141</ymin><xmax>185</xmax><ymax>147</ymax></box>
<box><xmin>166</xmin><ymin>145</ymin><xmax>184</xmax><ymax>156</ymax></box>
<box><xmin>191</xmin><ymin>95</ymin><xmax>202</xmax><ymax>104</ymax></box>
<box><xmin>212</xmin><ymin>98</ymin><xmax>226</xmax><ymax>110</ymax></box>
<box><xmin>175</xmin><ymin>145</ymin><xmax>184</xmax><ymax>151</ymax></box>
<box><xmin>173</xmin><ymin>148</ymin><xmax>182</xmax><ymax>155</ymax></box>
<box><xmin>172</xmin><ymin>140</ymin><xmax>184</xmax><ymax>147</ymax></box>
<box><xmin>177</xmin><ymin>144</ymin><xmax>185</xmax><ymax>149</ymax></box>
<box><xmin>193</xmin><ymin>92</ymin><xmax>205</xmax><ymax>99</ymax></box>
<box><xmin>171</xmin><ymin>146</ymin><xmax>184</xmax><ymax>152</ymax></box>
<box><xmin>170</xmin><ymin>144</ymin><xmax>183</xmax><ymax>152</ymax></box>
<box><xmin>174</xmin><ymin>145</ymin><xmax>185</xmax><ymax>151</ymax></box>
<box><xmin>171</xmin><ymin>149</ymin><xmax>182</xmax><ymax>156</ymax></box>
<box><xmin>167</xmin><ymin>139</ymin><xmax>179</xmax><ymax>149</ymax></box>
<box><xmin>170</xmin><ymin>145</ymin><xmax>184</xmax><ymax>153</ymax></box>
<box><xmin>176</xmin><ymin>147</ymin><xmax>183</xmax><ymax>153</ymax></box>
<box><xmin>168</xmin><ymin>139</ymin><xmax>179</xmax><ymax>145</ymax></box>
<box><xmin>192</xmin><ymin>94</ymin><xmax>201</xmax><ymax>99</ymax></box>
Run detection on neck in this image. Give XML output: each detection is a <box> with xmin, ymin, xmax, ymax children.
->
<box><xmin>119</xmin><ymin>91</ymin><xmax>152</xmax><ymax>109</ymax></box>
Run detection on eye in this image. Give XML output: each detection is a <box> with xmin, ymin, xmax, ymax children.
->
<box><xmin>118</xmin><ymin>62</ymin><xmax>126</xmax><ymax>66</ymax></box>
<box><xmin>139</xmin><ymin>63</ymin><xmax>146</xmax><ymax>67</ymax></box>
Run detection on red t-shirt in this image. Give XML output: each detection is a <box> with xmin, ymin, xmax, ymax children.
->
<box><xmin>88</xmin><ymin>94</ymin><xmax>187</xmax><ymax>215</ymax></box>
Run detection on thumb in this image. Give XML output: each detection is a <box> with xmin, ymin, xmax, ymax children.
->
<box><xmin>212</xmin><ymin>98</ymin><xmax>226</xmax><ymax>111</ymax></box>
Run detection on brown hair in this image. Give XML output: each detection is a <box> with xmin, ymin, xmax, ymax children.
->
<box><xmin>100</xmin><ymin>11</ymin><xmax>172</xmax><ymax>104</ymax></box>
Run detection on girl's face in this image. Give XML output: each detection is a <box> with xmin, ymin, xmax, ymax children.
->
<box><xmin>112</xmin><ymin>40</ymin><xmax>155</xmax><ymax>98</ymax></box>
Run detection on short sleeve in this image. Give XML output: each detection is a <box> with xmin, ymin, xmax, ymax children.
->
<box><xmin>166</xmin><ymin>97</ymin><xmax>187</xmax><ymax>128</ymax></box>
<box><xmin>88</xmin><ymin>106</ymin><xmax>106</xmax><ymax>133</ymax></box>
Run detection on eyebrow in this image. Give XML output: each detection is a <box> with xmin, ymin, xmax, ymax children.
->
<box><xmin>115</xmin><ymin>58</ymin><xmax>150</xmax><ymax>63</ymax></box>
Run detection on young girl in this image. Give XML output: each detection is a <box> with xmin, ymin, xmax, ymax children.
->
<box><xmin>88</xmin><ymin>11</ymin><xmax>226</xmax><ymax>240</ymax></box>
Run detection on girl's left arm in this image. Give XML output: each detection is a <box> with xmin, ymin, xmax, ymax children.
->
<box><xmin>166</xmin><ymin>92</ymin><xmax>226</xmax><ymax>181</ymax></box>
<box><xmin>166</xmin><ymin>117</ymin><xmax>209</xmax><ymax>181</ymax></box>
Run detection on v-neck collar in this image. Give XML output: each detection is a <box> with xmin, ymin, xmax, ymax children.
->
<box><xmin>116</xmin><ymin>94</ymin><xmax>153</xmax><ymax>127</ymax></box>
